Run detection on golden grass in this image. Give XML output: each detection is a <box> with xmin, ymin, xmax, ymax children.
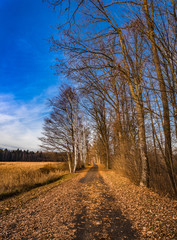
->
<box><xmin>0</xmin><ymin>162</ymin><xmax>69</xmax><ymax>198</ymax></box>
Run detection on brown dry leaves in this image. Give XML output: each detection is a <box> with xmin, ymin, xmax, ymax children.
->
<box><xmin>100</xmin><ymin>170</ymin><xmax>177</xmax><ymax>239</ymax></box>
<box><xmin>73</xmin><ymin>171</ymin><xmax>138</xmax><ymax>239</ymax></box>
<box><xmin>0</xmin><ymin>173</ymin><xmax>83</xmax><ymax>240</ymax></box>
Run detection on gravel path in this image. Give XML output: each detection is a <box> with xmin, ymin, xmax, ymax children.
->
<box><xmin>0</xmin><ymin>165</ymin><xmax>176</xmax><ymax>239</ymax></box>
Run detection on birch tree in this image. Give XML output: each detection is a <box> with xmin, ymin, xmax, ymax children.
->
<box><xmin>40</xmin><ymin>85</ymin><xmax>87</xmax><ymax>172</ymax></box>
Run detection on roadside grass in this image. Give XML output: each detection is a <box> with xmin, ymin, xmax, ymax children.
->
<box><xmin>0</xmin><ymin>162</ymin><xmax>69</xmax><ymax>200</ymax></box>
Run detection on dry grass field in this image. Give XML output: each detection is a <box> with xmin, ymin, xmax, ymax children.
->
<box><xmin>0</xmin><ymin>162</ymin><xmax>69</xmax><ymax>199</ymax></box>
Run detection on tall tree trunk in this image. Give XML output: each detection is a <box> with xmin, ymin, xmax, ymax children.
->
<box><xmin>67</xmin><ymin>152</ymin><xmax>72</xmax><ymax>173</ymax></box>
<box><xmin>136</xmin><ymin>103</ymin><xmax>150</xmax><ymax>187</ymax></box>
<box><xmin>82</xmin><ymin>123</ymin><xmax>87</xmax><ymax>167</ymax></box>
<box><xmin>143</xmin><ymin>0</ymin><xmax>177</xmax><ymax>194</ymax></box>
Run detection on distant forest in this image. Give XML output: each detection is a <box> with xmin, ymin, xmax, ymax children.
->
<box><xmin>0</xmin><ymin>149</ymin><xmax>67</xmax><ymax>162</ymax></box>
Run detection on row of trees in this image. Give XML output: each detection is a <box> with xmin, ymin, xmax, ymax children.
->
<box><xmin>0</xmin><ymin>149</ymin><xmax>66</xmax><ymax>162</ymax></box>
<box><xmin>42</xmin><ymin>0</ymin><xmax>177</xmax><ymax>195</ymax></box>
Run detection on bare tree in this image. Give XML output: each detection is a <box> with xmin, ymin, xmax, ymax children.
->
<box><xmin>40</xmin><ymin>85</ymin><xmax>87</xmax><ymax>172</ymax></box>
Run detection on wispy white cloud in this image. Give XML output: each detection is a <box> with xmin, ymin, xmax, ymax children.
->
<box><xmin>0</xmin><ymin>113</ymin><xmax>16</xmax><ymax>124</ymax></box>
<box><xmin>0</xmin><ymin>86</ymin><xmax>58</xmax><ymax>151</ymax></box>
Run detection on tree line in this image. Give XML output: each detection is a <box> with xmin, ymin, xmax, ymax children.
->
<box><xmin>0</xmin><ymin>149</ymin><xmax>67</xmax><ymax>162</ymax></box>
<box><xmin>41</xmin><ymin>0</ymin><xmax>177</xmax><ymax>195</ymax></box>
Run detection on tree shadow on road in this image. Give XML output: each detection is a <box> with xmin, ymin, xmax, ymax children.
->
<box><xmin>73</xmin><ymin>165</ymin><xmax>140</xmax><ymax>240</ymax></box>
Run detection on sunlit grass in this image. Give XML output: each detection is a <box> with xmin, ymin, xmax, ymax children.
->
<box><xmin>0</xmin><ymin>162</ymin><xmax>69</xmax><ymax>199</ymax></box>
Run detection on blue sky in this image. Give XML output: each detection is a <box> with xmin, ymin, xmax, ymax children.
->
<box><xmin>0</xmin><ymin>0</ymin><xmax>62</xmax><ymax>151</ymax></box>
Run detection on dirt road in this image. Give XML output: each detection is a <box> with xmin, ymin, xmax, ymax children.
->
<box><xmin>0</xmin><ymin>165</ymin><xmax>176</xmax><ymax>239</ymax></box>
<box><xmin>73</xmin><ymin>165</ymin><xmax>138</xmax><ymax>239</ymax></box>
<box><xmin>0</xmin><ymin>165</ymin><xmax>138</xmax><ymax>239</ymax></box>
